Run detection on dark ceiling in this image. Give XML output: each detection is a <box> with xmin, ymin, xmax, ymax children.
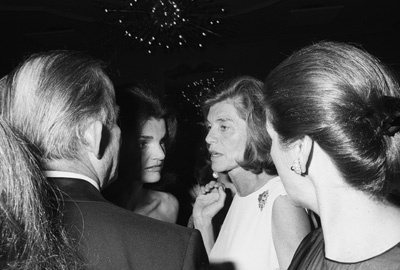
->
<box><xmin>1</xmin><ymin>0</ymin><xmax>400</xmax><ymax>75</ymax></box>
<box><xmin>1</xmin><ymin>0</ymin><xmax>399</xmax><ymax>48</ymax></box>
<box><xmin>1</xmin><ymin>0</ymin><xmax>400</xmax><ymax>164</ymax></box>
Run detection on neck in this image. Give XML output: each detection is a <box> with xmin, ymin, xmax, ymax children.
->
<box><xmin>126</xmin><ymin>181</ymin><xmax>152</xmax><ymax>209</ymax></box>
<box><xmin>130</xmin><ymin>181</ymin><xmax>145</xmax><ymax>196</ymax></box>
<box><xmin>228</xmin><ymin>167</ymin><xmax>276</xmax><ymax>197</ymax></box>
<box><xmin>45</xmin><ymin>158</ymin><xmax>101</xmax><ymax>187</ymax></box>
<box><xmin>318</xmin><ymin>186</ymin><xmax>400</xmax><ymax>262</ymax></box>
<box><xmin>309</xmin><ymin>143</ymin><xmax>400</xmax><ymax>262</ymax></box>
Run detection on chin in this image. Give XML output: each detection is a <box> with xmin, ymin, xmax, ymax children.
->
<box><xmin>286</xmin><ymin>192</ymin><xmax>309</xmax><ymax>208</ymax></box>
<box><xmin>211</xmin><ymin>163</ymin><xmax>236</xmax><ymax>174</ymax></box>
<box><xmin>211</xmin><ymin>164</ymin><xmax>225</xmax><ymax>173</ymax></box>
<box><xmin>142</xmin><ymin>173</ymin><xmax>161</xmax><ymax>183</ymax></box>
<box><xmin>285</xmin><ymin>194</ymin><xmax>302</xmax><ymax>207</ymax></box>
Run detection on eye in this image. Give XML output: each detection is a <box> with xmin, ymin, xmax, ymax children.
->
<box><xmin>220</xmin><ymin>125</ymin><xmax>229</xmax><ymax>131</ymax></box>
<box><xmin>138</xmin><ymin>140</ymin><xmax>148</xmax><ymax>149</ymax></box>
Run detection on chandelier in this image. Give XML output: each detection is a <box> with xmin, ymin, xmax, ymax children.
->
<box><xmin>178</xmin><ymin>66</ymin><xmax>224</xmax><ymax>122</ymax></box>
<box><xmin>103</xmin><ymin>0</ymin><xmax>226</xmax><ymax>54</ymax></box>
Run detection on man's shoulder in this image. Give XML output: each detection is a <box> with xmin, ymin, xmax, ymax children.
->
<box><xmin>55</xmin><ymin>177</ymin><xmax>202</xmax><ymax>252</ymax></box>
<box><xmin>64</xmin><ymin>197</ymin><xmax>207</xmax><ymax>268</ymax></box>
<box><xmin>71</xmin><ymin>200</ymin><xmax>209</xmax><ymax>270</ymax></box>
<box><xmin>114</xmin><ymin>203</ymin><xmax>198</xmax><ymax>236</ymax></box>
<box><xmin>64</xmin><ymin>193</ymin><xmax>198</xmax><ymax>237</ymax></box>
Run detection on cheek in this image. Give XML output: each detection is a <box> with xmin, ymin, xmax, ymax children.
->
<box><xmin>226</xmin><ymin>141</ymin><xmax>245</xmax><ymax>165</ymax></box>
<box><xmin>141</xmin><ymin>149</ymin><xmax>149</xmax><ymax>167</ymax></box>
<box><xmin>231</xmin><ymin>133</ymin><xmax>247</xmax><ymax>160</ymax></box>
<box><xmin>233</xmin><ymin>142</ymin><xmax>245</xmax><ymax>159</ymax></box>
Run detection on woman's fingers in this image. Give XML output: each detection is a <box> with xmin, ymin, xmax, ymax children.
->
<box><xmin>201</xmin><ymin>181</ymin><xmax>225</xmax><ymax>194</ymax></box>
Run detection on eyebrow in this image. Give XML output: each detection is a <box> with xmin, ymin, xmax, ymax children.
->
<box><xmin>205</xmin><ymin>117</ymin><xmax>234</xmax><ymax>125</ymax></box>
<box><xmin>139</xmin><ymin>135</ymin><xmax>153</xmax><ymax>140</ymax></box>
<box><xmin>139</xmin><ymin>133</ymin><xmax>167</xmax><ymax>140</ymax></box>
<box><xmin>216</xmin><ymin>117</ymin><xmax>234</xmax><ymax>124</ymax></box>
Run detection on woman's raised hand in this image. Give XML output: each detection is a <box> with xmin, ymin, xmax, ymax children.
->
<box><xmin>193</xmin><ymin>181</ymin><xmax>226</xmax><ymax>222</ymax></box>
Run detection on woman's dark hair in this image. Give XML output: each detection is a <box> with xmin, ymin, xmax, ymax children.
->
<box><xmin>117</xmin><ymin>84</ymin><xmax>177</xmax><ymax>149</ymax></box>
<box><xmin>203</xmin><ymin>76</ymin><xmax>276</xmax><ymax>175</ymax></box>
<box><xmin>116</xmin><ymin>84</ymin><xmax>177</xmax><ymax>181</ymax></box>
<box><xmin>264</xmin><ymin>41</ymin><xmax>400</xmax><ymax>199</ymax></box>
<box><xmin>103</xmin><ymin>84</ymin><xmax>178</xmax><ymax>205</ymax></box>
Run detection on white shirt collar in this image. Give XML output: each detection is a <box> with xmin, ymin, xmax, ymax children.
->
<box><xmin>44</xmin><ymin>170</ymin><xmax>100</xmax><ymax>191</ymax></box>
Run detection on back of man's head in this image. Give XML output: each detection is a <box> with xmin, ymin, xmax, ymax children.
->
<box><xmin>1</xmin><ymin>50</ymin><xmax>118</xmax><ymax>162</ymax></box>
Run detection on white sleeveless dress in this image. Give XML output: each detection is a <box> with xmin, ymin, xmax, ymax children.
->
<box><xmin>209</xmin><ymin>176</ymin><xmax>286</xmax><ymax>270</ymax></box>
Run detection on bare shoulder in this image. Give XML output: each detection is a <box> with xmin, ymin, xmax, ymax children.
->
<box><xmin>272</xmin><ymin>195</ymin><xmax>310</xmax><ymax>231</ymax></box>
<box><xmin>156</xmin><ymin>190</ymin><xmax>179</xmax><ymax>210</ymax></box>
<box><xmin>148</xmin><ymin>190</ymin><xmax>180</xmax><ymax>223</ymax></box>
<box><xmin>272</xmin><ymin>195</ymin><xmax>311</xmax><ymax>270</ymax></box>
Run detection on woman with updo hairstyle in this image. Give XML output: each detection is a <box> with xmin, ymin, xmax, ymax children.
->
<box><xmin>264</xmin><ymin>41</ymin><xmax>400</xmax><ymax>269</ymax></box>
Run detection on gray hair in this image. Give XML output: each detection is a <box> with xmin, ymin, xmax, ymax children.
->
<box><xmin>0</xmin><ymin>116</ymin><xmax>84</xmax><ymax>269</ymax></box>
<box><xmin>1</xmin><ymin>50</ymin><xmax>118</xmax><ymax>162</ymax></box>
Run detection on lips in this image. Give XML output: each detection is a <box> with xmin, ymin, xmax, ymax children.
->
<box><xmin>209</xmin><ymin>150</ymin><xmax>222</xmax><ymax>158</ymax></box>
<box><xmin>144</xmin><ymin>165</ymin><xmax>163</xmax><ymax>172</ymax></box>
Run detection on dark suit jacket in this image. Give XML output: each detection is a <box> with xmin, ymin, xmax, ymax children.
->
<box><xmin>50</xmin><ymin>178</ymin><xmax>209</xmax><ymax>270</ymax></box>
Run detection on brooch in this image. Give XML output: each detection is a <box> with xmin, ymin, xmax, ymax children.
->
<box><xmin>258</xmin><ymin>190</ymin><xmax>269</xmax><ymax>211</ymax></box>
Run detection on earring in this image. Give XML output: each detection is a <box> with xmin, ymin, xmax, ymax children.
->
<box><xmin>212</xmin><ymin>171</ymin><xmax>218</xmax><ymax>179</ymax></box>
<box><xmin>291</xmin><ymin>158</ymin><xmax>302</xmax><ymax>175</ymax></box>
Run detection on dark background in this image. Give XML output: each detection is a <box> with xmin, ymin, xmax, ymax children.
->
<box><xmin>2</xmin><ymin>0</ymin><xmax>400</xmax><ymax>224</ymax></box>
<box><xmin>2</xmin><ymin>0</ymin><xmax>399</xmax><ymax>87</ymax></box>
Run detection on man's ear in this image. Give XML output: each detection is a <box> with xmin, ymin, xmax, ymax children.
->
<box><xmin>83</xmin><ymin>120</ymin><xmax>103</xmax><ymax>159</ymax></box>
<box><xmin>292</xmin><ymin>135</ymin><xmax>314</xmax><ymax>174</ymax></box>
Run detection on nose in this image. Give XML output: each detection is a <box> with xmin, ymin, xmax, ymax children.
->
<box><xmin>205</xmin><ymin>128</ymin><xmax>217</xmax><ymax>145</ymax></box>
<box><xmin>153</xmin><ymin>143</ymin><xmax>166</xmax><ymax>161</ymax></box>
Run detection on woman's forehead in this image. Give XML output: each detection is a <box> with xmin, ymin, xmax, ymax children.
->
<box><xmin>207</xmin><ymin>101</ymin><xmax>239</xmax><ymax>121</ymax></box>
<box><xmin>141</xmin><ymin>118</ymin><xmax>166</xmax><ymax>136</ymax></box>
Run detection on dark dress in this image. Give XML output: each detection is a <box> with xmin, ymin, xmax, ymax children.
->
<box><xmin>289</xmin><ymin>228</ymin><xmax>400</xmax><ymax>270</ymax></box>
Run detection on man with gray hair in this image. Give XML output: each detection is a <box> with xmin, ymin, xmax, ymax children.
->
<box><xmin>1</xmin><ymin>50</ymin><xmax>209</xmax><ymax>270</ymax></box>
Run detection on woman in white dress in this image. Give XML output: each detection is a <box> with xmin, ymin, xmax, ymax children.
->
<box><xmin>192</xmin><ymin>76</ymin><xmax>311</xmax><ymax>270</ymax></box>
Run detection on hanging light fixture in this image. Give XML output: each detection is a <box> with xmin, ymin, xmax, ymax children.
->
<box><xmin>103</xmin><ymin>0</ymin><xmax>226</xmax><ymax>54</ymax></box>
<box><xmin>178</xmin><ymin>66</ymin><xmax>224</xmax><ymax>122</ymax></box>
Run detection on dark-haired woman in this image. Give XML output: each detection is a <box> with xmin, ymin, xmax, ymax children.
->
<box><xmin>264</xmin><ymin>41</ymin><xmax>400</xmax><ymax>269</ymax></box>
<box><xmin>193</xmin><ymin>76</ymin><xmax>311</xmax><ymax>270</ymax></box>
<box><xmin>104</xmin><ymin>85</ymin><xmax>179</xmax><ymax>223</ymax></box>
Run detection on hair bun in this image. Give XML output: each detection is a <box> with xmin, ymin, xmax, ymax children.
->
<box><xmin>377</xmin><ymin>96</ymin><xmax>400</xmax><ymax>137</ymax></box>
